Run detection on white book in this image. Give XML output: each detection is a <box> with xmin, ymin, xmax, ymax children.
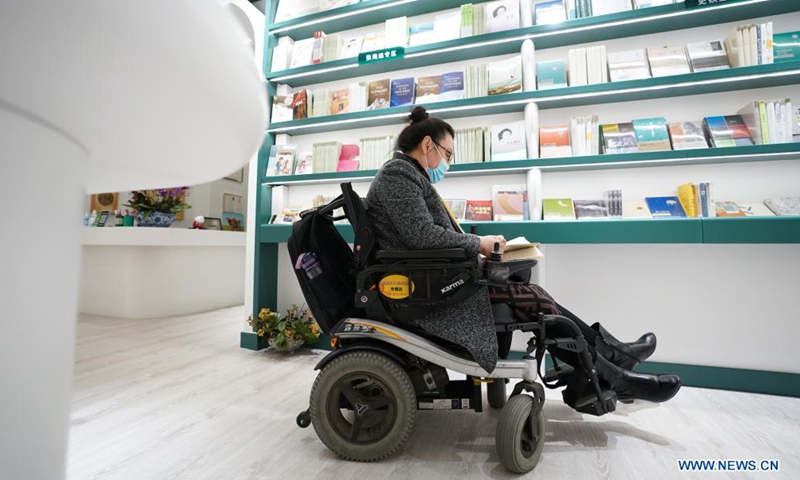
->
<box><xmin>275</xmin><ymin>0</ymin><xmax>318</xmax><ymax>23</ymax></box>
<box><xmin>741</xmin><ymin>25</ymin><xmax>752</xmax><ymax>66</ymax></box>
<box><xmin>488</xmin><ymin>56</ymin><xmax>523</xmax><ymax>95</ymax></box>
<box><xmin>408</xmin><ymin>23</ymin><xmax>436</xmax><ymax>47</ymax></box>
<box><xmin>385</xmin><ymin>17</ymin><xmax>408</xmax><ymax>48</ymax></box>
<box><xmin>647</xmin><ymin>46</ymin><xmax>691</xmax><ymax>77</ymax></box>
<box><xmin>271</xmin><ymin>36</ymin><xmax>295</xmax><ymax>72</ymax></box>
<box><xmin>608</xmin><ymin>49</ymin><xmax>650</xmax><ymax>82</ymax></box>
<box><xmin>340</xmin><ymin>35</ymin><xmax>364</xmax><ymax>58</ymax></box>
<box><xmin>764</xmin><ymin>22</ymin><xmax>774</xmax><ymax>64</ymax></box>
<box><xmin>486</xmin><ymin>0</ymin><xmax>521</xmax><ymax>34</ymax></box>
<box><xmin>736</xmin><ymin>26</ymin><xmax>746</xmax><ymax>67</ymax></box>
<box><xmin>686</xmin><ymin>41</ymin><xmax>730</xmax><ymax>72</ymax></box>
<box><xmin>749</xmin><ymin>24</ymin><xmax>758</xmax><ymax>66</ymax></box>
<box><xmin>290</xmin><ymin>38</ymin><xmax>315</xmax><ymax>69</ymax></box>
<box><xmin>361</xmin><ymin>32</ymin><xmax>385</xmax><ymax>53</ymax></box>
<box><xmin>600</xmin><ymin>45</ymin><xmax>608</xmax><ymax>83</ymax></box>
<box><xmin>724</xmin><ymin>29</ymin><xmax>742</xmax><ymax>68</ymax></box>
<box><xmin>491</xmin><ymin>120</ymin><xmax>527</xmax><ymax>161</ymax></box>
<box><xmin>434</xmin><ymin>11</ymin><xmax>461</xmax><ymax>42</ymax></box>
<box><xmin>578</xmin><ymin>48</ymin><xmax>588</xmax><ymax>85</ymax></box>
<box><xmin>767</xmin><ymin>100</ymin><xmax>778</xmax><ymax>144</ymax></box>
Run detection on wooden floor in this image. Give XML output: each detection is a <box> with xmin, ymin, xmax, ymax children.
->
<box><xmin>69</xmin><ymin>306</ymin><xmax>800</xmax><ymax>480</ymax></box>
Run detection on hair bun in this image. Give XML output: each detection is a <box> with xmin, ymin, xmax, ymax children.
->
<box><xmin>407</xmin><ymin>106</ymin><xmax>429</xmax><ymax>124</ymax></box>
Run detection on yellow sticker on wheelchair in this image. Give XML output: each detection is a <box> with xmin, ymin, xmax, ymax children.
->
<box><xmin>378</xmin><ymin>274</ymin><xmax>415</xmax><ymax>299</ymax></box>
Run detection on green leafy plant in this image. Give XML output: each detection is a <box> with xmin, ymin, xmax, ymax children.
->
<box><xmin>125</xmin><ymin>187</ymin><xmax>191</xmax><ymax>220</ymax></box>
<box><xmin>247</xmin><ymin>304</ymin><xmax>320</xmax><ymax>349</ymax></box>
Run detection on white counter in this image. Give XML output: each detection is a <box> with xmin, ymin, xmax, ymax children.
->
<box><xmin>79</xmin><ymin>228</ymin><xmax>246</xmax><ymax>319</ymax></box>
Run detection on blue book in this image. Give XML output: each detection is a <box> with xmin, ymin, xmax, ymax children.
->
<box><xmin>645</xmin><ymin>196</ymin><xmax>686</xmax><ymax>217</ymax></box>
<box><xmin>265</xmin><ymin>145</ymin><xmax>279</xmax><ymax>177</ymax></box>
<box><xmin>699</xmin><ymin>183</ymin><xmax>708</xmax><ymax>217</ymax></box>
<box><xmin>439</xmin><ymin>71</ymin><xmax>464</xmax><ymax>101</ymax></box>
<box><xmin>536</xmin><ymin>60</ymin><xmax>567</xmax><ymax>90</ymax></box>
<box><xmin>535</xmin><ymin>0</ymin><xmax>566</xmax><ymax>25</ymax></box>
<box><xmin>390</xmin><ymin>77</ymin><xmax>415</xmax><ymax>107</ymax></box>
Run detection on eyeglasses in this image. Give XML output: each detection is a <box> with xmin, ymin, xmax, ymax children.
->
<box><xmin>433</xmin><ymin>141</ymin><xmax>455</xmax><ymax>163</ymax></box>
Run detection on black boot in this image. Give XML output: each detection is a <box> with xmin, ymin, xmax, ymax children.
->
<box><xmin>592</xmin><ymin>323</ymin><xmax>656</xmax><ymax>371</ymax></box>
<box><xmin>594</xmin><ymin>353</ymin><xmax>682</xmax><ymax>403</ymax></box>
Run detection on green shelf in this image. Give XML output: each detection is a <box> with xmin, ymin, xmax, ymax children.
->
<box><xmin>702</xmin><ymin>216</ymin><xmax>800</xmax><ymax>243</ymax></box>
<box><xmin>262</xmin><ymin>143</ymin><xmax>800</xmax><ymax>186</ymax></box>
<box><xmin>268</xmin><ymin>0</ymin><xmax>490</xmax><ymax>39</ymax></box>
<box><xmin>266</xmin><ymin>0</ymin><xmax>800</xmax><ymax>87</ymax></box>
<box><xmin>267</xmin><ymin>63</ymin><xmax>800</xmax><ymax>135</ymax></box>
<box><xmin>260</xmin><ymin>217</ymin><xmax>800</xmax><ymax>244</ymax></box>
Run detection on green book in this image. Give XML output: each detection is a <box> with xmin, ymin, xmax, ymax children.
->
<box><xmin>543</xmin><ymin>198</ymin><xmax>575</xmax><ymax>220</ymax></box>
<box><xmin>536</xmin><ymin>60</ymin><xmax>567</xmax><ymax>90</ymax></box>
<box><xmin>632</xmin><ymin>117</ymin><xmax>672</xmax><ymax>152</ymax></box>
<box><xmin>773</xmin><ymin>31</ymin><xmax>800</xmax><ymax>63</ymax></box>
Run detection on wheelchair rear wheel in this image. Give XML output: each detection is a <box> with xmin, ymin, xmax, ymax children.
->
<box><xmin>496</xmin><ymin>394</ymin><xmax>546</xmax><ymax>473</ymax></box>
<box><xmin>309</xmin><ymin>351</ymin><xmax>416</xmax><ymax>462</ymax></box>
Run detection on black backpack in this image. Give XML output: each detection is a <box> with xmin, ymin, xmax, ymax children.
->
<box><xmin>287</xmin><ymin>183</ymin><xmax>374</xmax><ymax>334</ymax></box>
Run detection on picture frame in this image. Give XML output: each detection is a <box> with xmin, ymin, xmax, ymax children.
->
<box><xmin>203</xmin><ymin>217</ymin><xmax>222</xmax><ymax>230</ymax></box>
<box><xmin>224</xmin><ymin>168</ymin><xmax>244</xmax><ymax>183</ymax></box>
<box><xmin>90</xmin><ymin>192</ymin><xmax>119</xmax><ymax>213</ymax></box>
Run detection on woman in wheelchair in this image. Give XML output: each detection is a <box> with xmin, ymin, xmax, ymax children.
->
<box><xmin>365</xmin><ymin>106</ymin><xmax>682</xmax><ymax>405</ymax></box>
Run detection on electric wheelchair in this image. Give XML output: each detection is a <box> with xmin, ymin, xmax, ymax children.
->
<box><xmin>288</xmin><ymin>183</ymin><xmax>618</xmax><ymax>474</ymax></box>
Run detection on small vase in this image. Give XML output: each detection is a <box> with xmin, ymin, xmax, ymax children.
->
<box><xmin>268</xmin><ymin>337</ymin><xmax>305</xmax><ymax>353</ymax></box>
<box><xmin>136</xmin><ymin>211</ymin><xmax>176</xmax><ymax>227</ymax></box>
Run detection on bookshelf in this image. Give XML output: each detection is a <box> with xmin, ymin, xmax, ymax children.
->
<box><xmin>249</xmin><ymin>0</ymin><xmax>800</xmax><ymax>394</ymax></box>
<box><xmin>267</xmin><ymin>0</ymin><xmax>800</xmax><ymax>86</ymax></box>
<box><xmin>267</xmin><ymin>62</ymin><xmax>800</xmax><ymax>135</ymax></box>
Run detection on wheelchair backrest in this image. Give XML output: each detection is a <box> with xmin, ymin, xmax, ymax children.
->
<box><xmin>286</xmin><ymin>183</ymin><xmax>373</xmax><ymax>334</ymax></box>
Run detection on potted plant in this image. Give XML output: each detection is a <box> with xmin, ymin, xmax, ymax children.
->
<box><xmin>125</xmin><ymin>187</ymin><xmax>191</xmax><ymax>227</ymax></box>
<box><xmin>248</xmin><ymin>304</ymin><xmax>320</xmax><ymax>353</ymax></box>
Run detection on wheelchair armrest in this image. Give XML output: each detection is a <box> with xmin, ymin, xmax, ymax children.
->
<box><xmin>374</xmin><ymin>248</ymin><xmax>467</xmax><ymax>261</ymax></box>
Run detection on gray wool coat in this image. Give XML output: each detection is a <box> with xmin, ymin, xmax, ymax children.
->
<box><xmin>365</xmin><ymin>152</ymin><xmax>498</xmax><ymax>372</ymax></box>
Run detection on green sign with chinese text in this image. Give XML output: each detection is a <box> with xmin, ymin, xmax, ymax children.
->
<box><xmin>358</xmin><ymin>47</ymin><xmax>405</xmax><ymax>66</ymax></box>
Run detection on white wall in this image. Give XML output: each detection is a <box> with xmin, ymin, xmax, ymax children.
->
<box><xmin>263</xmin><ymin>10</ymin><xmax>800</xmax><ymax>374</ymax></box>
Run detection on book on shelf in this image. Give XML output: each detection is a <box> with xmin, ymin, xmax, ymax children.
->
<box><xmin>336</xmin><ymin>144</ymin><xmax>360</xmax><ymax>172</ymax></box>
<box><xmin>645</xmin><ymin>196</ymin><xmax>686</xmax><ymax>217</ymax></box>
<box><xmin>271</xmin><ymin>37</ymin><xmax>294</xmax><ymax>72</ymax></box>
<box><xmin>340</xmin><ymin>35</ymin><xmax>364</xmax><ymax>58</ymax></box>
<box><xmin>488</xmin><ymin>56</ymin><xmax>523</xmax><ymax>95</ymax></box>
<box><xmin>591</xmin><ymin>0</ymin><xmax>632</xmax><ymax>16</ymax></box>
<box><xmin>485</xmin><ymin>0</ymin><xmax>520</xmax><ymax>34</ymax></box>
<box><xmin>503</xmin><ymin>237</ymin><xmax>544</xmax><ymax>261</ymax></box>
<box><xmin>440</xmin><ymin>72</ymin><xmax>465</xmax><ymax>101</ymax></box>
<box><xmin>434</xmin><ymin>11</ymin><xmax>461</xmax><ymax>42</ymax></box>
<box><xmin>600</xmin><ymin>123</ymin><xmax>638</xmax><ymax>154</ymax></box>
<box><xmin>367</xmin><ymin>79</ymin><xmax>390</xmax><ymax>110</ymax></box>
<box><xmin>491</xmin><ymin>120</ymin><xmax>527</xmax><ymax>161</ymax></box>
<box><xmin>677</xmin><ymin>182</ymin><xmax>701</xmax><ymax>217</ymax></box>
<box><xmin>461</xmin><ymin>4</ymin><xmax>474</xmax><ymax>37</ymax></box>
<box><xmin>361</xmin><ymin>32</ymin><xmax>386</xmax><ymax>53</ymax></box>
<box><xmin>443</xmin><ymin>199</ymin><xmax>467</xmax><ymax>221</ymax></box>
<box><xmin>473</xmin><ymin>4</ymin><xmax>487</xmax><ymax>35</ymax></box>
<box><xmin>725</xmin><ymin>23</ymin><xmax>774</xmax><ymax>67</ymax></box>
<box><xmin>416</xmin><ymin>75</ymin><xmax>442</xmax><ymax>103</ymax></box>
<box><xmin>408</xmin><ymin>23</ymin><xmax>436</xmax><ymax>47</ymax></box>
<box><xmin>455</xmin><ymin>126</ymin><xmax>489</xmax><ymax>164</ymax></box>
<box><xmin>271</xmin><ymin>94</ymin><xmax>294</xmax><ymax>123</ymax></box>
<box><xmin>290</xmin><ymin>38</ymin><xmax>315</xmax><ymax>69</ymax></box>
<box><xmin>603</xmin><ymin>189</ymin><xmax>623</xmax><ymax>217</ymax></box>
<box><xmin>492</xmin><ymin>185</ymin><xmax>528</xmax><ymax>221</ymax></box>
<box><xmin>632</xmin><ymin>117</ymin><xmax>671</xmax><ymax>152</ymax></box>
<box><xmin>647</xmin><ymin>46</ymin><xmax>691</xmax><ymax>77</ymax></box>
<box><xmin>574</xmin><ymin>199</ymin><xmax>609</xmax><ymax>220</ymax></box>
<box><xmin>292</xmin><ymin>90</ymin><xmax>309</xmax><ymax>120</ymax></box>
<box><xmin>320</xmin><ymin>0</ymin><xmax>359</xmax><ymax>11</ymax></box>
<box><xmin>272</xmin><ymin>146</ymin><xmax>297</xmax><ymax>176</ymax></box>
<box><xmin>764</xmin><ymin>196</ymin><xmax>800</xmax><ymax>216</ymax></box>
<box><xmin>275</xmin><ymin>0</ymin><xmax>318</xmax><ymax>23</ymax></box>
<box><xmin>738</xmin><ymin>99</ymin><xmax>794</xmax><ymax>145</ymax></box>
<box><xmin>622</xmin><ymin>200</ymin><xmax>652</xmax><ymax>218</ymax></box>
<box><xmin>715</xmin><ymin>201</ymin><xmax>746</xmax><ymax>217</ymax></box>
<box><xmin>311</xmin><ymin>31</ymin><xmax>326</xmax><ymax>64</ymax></box>
<box><xmin>273</xmin><ymin>207</ymin><xmax>303</xmax><ymax>225</ymax></box>
<box><xmin>390</xmin><ymin>78</ymin><xmax>415</xmax><ymax>107</ymax></box>
<box><xmin>266</xmin><ymin>146</ymin><xmax>279</xmax><ymax>177</ymax></box>
<box><xmin>607</xmin><ymin>49</ymin><xmax>651</xmax><ymax>82</ymax></box>
<box><xmin>569</xmin><ymin>115</ymin><xmax>600</xmax><ymax>156</ymax></box>
<box><xmin>309</xmin><ymin>88</ymin><xmax>330</xmax><ymax>118</ymax></box>
<box><xmin>294</xmin><ymin>151</ymin><xmax>314</xmax><ymax>175</ymax></box>
<box><xmin>668</xmin><ymin>121</ymin><xmax>709</xmax><ymax>150</ymax></box>
<box><xmin>537</xmin><ymin>60</ymin><xmax>568</xmax><ymax>90</ymax></box>
<box><xmin>312</xmin><ymin>141</ymin><xmax>343</xmax><ymax>173</ymax></box>
<box><xmin>348</xmin><ymin>81</ymin><xmax>368</xmax><ymax>113</ymax></box>
<box><xmin>738</xmin><ymin>203</ymin><xmax>776</xmax><ymax>217</ymax></box>
<box><xmin>359</xmin><ymin>135</ymin><xmax>396</xmax><ymax>170</ymax></box>
<box><xmin>330</xmin><ymin>88</ymin><xmax>349</xmax><ymax>115</ymax></box>
<box><xmin>542</xmin><ymin>198</ymin><xmax>575</xmax><ymax>220</ymax></box>
<box><xmin>322</xmin><ymin>33</ymin><xmax>342</xmax><ymax>63</ymax></box>
<box><xmin>686</xmin><ymin>41</ymin><xmax>730</xmax><ymax>73</ymax></box>
<box><xmin>539</xmin><ymin>124</ymin><xmax>572</xmax><ymax>158</ymax></box>
<box><xmin>773</xmin><ymin>31</ymin><xmax>800</xmax><ymax>63</ymax></box>
<box><xmin>535</xmin><ymin>0</ymin><xmax>567</xmax><ymax>25</ymax></box>
<box><xmin>384</xmin><ymin>17</ymin><xmax>408</xmax><ymax>48</ymax></box>
<box><xmin>465</xmin><ymin>200</ymin><xmax>493</xmax><ymax>221</ymax></box>
<box><xmin>464</xmin><ymin>64</ymin><xmax>488</xmax><ymax>98</ymax></box>
<box><xmin>703</xmin><ymin>115</ymin><xmax>754</xmax><ymax>147</ymax></box>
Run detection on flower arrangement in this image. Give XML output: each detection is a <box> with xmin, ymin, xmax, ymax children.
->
<box><xmin>125</xmin><ymin>187</ymin><xmax>192</xmax><ymax>220</ymax></box>
<box><xmin>248</xmin><ymin>304</ymin><xmax>321</xmax><ymax>351</ymax></box>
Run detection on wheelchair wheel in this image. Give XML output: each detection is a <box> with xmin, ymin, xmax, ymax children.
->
<box><xmin>309</xmin><ymin>351</ymin><xmax>416</xmax><ymax>462</ymax></box>
<box><xmin>487</xmin><ymin>379</ymin><xmax>507</xmax><ymax>409</ymax></box>
<box><xmin>496</xmin><ymin>394</ymin><xmax>546</xmax><ymax>473</ymax></box>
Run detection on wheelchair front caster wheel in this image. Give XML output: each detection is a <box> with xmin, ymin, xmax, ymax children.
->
<box><xmin>296</xmin><ymin>410</ymin><xmax>311</xmax><ymax>428</ymax></box>
<box><xmin>496</xmin><ymin>394</ymin><xmax>546</xmax><ymax>473</ymax></box>
<box><xmin>487</xmin><ymin>378</ymin><xmax>507</xmax><ymax>409</ymax></box>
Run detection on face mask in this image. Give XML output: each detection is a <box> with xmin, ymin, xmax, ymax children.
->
<box><xmin>425</xmin><ymin>145</ymin><xmax>449</xmax><ymax>184</ymax></box>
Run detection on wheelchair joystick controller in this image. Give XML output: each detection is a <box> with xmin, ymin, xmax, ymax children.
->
<box><xmin>489</xmin><ymin>242</ymin><xmax>503</xmax><ymax>262</ymax></box>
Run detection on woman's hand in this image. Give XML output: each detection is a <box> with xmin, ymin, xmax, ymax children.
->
<box><xmin>479</xmin><ymin>235</ymin><xmax>506</xmax><ymax>257</ymax></box>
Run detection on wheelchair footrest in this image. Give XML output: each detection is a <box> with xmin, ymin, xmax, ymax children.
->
<box><xmin>562</xmin><ymin>387</ymin><xmax>617</xmax><ymax>417</ymax></box>
<box><xmin>543</xmin><ymin>364</ymin><xmax>574</xmax><ymax>383</ymax></box>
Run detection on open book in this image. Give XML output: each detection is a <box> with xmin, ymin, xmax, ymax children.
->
<box><xmin>504</xmin><ymin>236</ymin><xmax>544</xmax><ymax>260</ymax></box>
